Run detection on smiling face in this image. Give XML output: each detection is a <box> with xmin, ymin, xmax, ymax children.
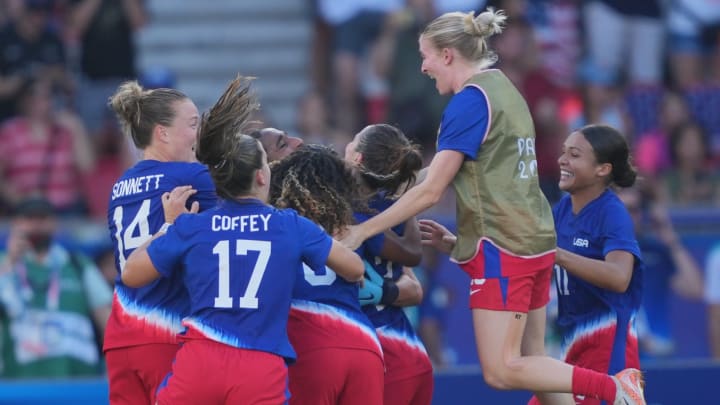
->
<box><xmin>258</xmin><ymin>128</ymin><xmax>304</xmax><ymax>162</ymax></box>
<box><xmin>256</xmin><ymin>144</ymin><xmax>272</xmax><ymax>202</ymax></box>
<box><xmin>419</xmin><ymin>36</ymin><xmax>453</xmax><ymax>95</ymax></box>
<box><xmin>557</xmin><ymin>131</ymin><xmax>609</xmax><ymax>194</ymax></box>
<box><xmin>164</xmin><ymin>98</ymin><xmax>200</xmax><ymax>162</ymax></box>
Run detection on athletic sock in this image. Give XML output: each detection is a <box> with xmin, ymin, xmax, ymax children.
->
<box><xmin>571</xmin><ymin>366</ymin><xmax>617</xmax><ymax>402</ymax></box>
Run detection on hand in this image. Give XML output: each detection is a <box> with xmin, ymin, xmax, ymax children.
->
<box><xmin>162</xmin><ymin>186</ymin><xmax>199</xmax><ymax>223</ymax></box>
<box><xmin>339</xmin><ymin>225</ymin><xmax>365</xmax><ymax>251</ymax></box>
<box><xmin>419</xmin><ymin>219</ymin><xmax>456</xmax><ymax>254</ymax></box>
<box><xmin>358</xmin><ymin>260</ymin><xmax>384</xmax><ymax>306</ymax></box>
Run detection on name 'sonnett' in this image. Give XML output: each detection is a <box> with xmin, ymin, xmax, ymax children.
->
<box><xmin>112</xmin><ymin>174</ymin><xmax>165</xmax><ymax>200</ymax></box>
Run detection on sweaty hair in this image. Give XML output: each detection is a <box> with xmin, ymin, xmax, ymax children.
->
<box><xmin>421</xmin><ymin>8</ymin><xmax>506</xmax><ymax>69</ymax></box>
<box><xmin>195</xmin><ymin>75</ymin><xmax>262</xmax><ymax>199</ymax></box>
<box><xmin>353</xmin><ymin>124</ymin><xmax>423</xmax><ymax>196</ymax></box>
<box><xmin>579</xmin><ymin>124</ymin><xmax>637</xmax><ymax>188</ymax></box>
<box><xmin>109</xmin><ymin>80</ymin><xmax>188</xmax><ymax>149</ymax></box>
<box><xmin>269</xmin><ymin>145</ymin><xmax>365</xmax><ymax>236</ymax></box>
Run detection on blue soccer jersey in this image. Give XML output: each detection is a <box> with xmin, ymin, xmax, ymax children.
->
<box><xmin>553</xmin><ymin>190</ymin><xmax>644</xmax><ymax>373</ymax></box>
<box><xmin>355</xmin><ymin>196</ymin><xmax>433</xmax><ymax>381</ymax></box>
<box><xmin>105</xmin><ymin>160</ymin><xmax>217</xmax><ymax>350</ymax></box>
<box><xmin>288</xmin><ymin>238</ymin><xmax>382</xmax><ymax>360</ymax></box>
<box><xmin>147</xmin><ymin>199</ymin><xmax>333</xmax><ymax>361</ymax></box>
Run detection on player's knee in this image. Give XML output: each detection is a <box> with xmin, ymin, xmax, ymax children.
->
<box><xmin>486</xmin><ymin>356</ymin><xmax>531</xmax><ymax>390</ymax></box>
<box><xmin>481</xmin><ymin>366</ymin><xmax>515</xmax><ymax>390</ymax></box>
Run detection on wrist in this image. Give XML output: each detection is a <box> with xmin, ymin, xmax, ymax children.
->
<box><xmin>158</xmin><ymin>222</ymin><xmax>172</xmax><ymax>234</ymax></box>
<box><xmin>380</xmin><ymin>279</ymin><xmax>400</xmax><ymax>306</ymax></box>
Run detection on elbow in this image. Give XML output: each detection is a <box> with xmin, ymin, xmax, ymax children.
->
<box><xmin>424</xmin><ymin>186</ymin><xmax>443</xmax><ymax>206</ymax></box>
<box><xmin>121</xmin><ymin>270</ymin><xmax>140</xmax><ymax>288</ymax></box>
<box><xmin>342</xmin><ymin>254</ymin><xmax>365</xmax><ymax>283</ymax></box>
<box><xmin>609</xmin><ymin>275</ymin><xmax>632</xmax><ymax>293</ymax></box>
<box><xmin>408</xmin><ymin>280</ymin><xmax>424</xmax><ymax>306</ymax></box>
<box><xmin>121</xmin><ymin>259</ymin><xmax>148</xmax><ymax>288</ymax></box>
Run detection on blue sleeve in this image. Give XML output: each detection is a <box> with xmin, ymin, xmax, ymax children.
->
<box><xmin>146</xmin><ymin>217</ymin><xmax>189</xmax><ymax>278</ymax></box>
<box><xmin>189</xmin><ymin>164</ymin><xmax>218</xmax><ymax>211</ymax></box>
<box><xmin>437</xmin><ymin>86</ymin><xmax>490</xmax><ymax>160</ymax></box>
<box><xmin>297</xmin><ymin>214</ymin><xmax>333</xmax><ymax>271</ymax></box>
<box><xmin>601</xmin><ymin>204</ymin><xmax>641</xmax><ymax>259</ymax></box>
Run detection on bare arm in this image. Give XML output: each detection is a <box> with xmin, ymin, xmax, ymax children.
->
<box><xmin>56</xmin><ymin>111</ymin><xmax>95</xmax><ymax>172</ymax></box>
<box><xmin>325</xmin><ymin>239</ymin><xmax>364</xmax><ymax>283</ymax></box>
<box><xmin>122</xmin><ymin>231</ymin><xmax>164</xmax><ymax>287</ymax></box>
<box><xmin>394</xmin><ymin>266</ymin><xmax>423</xmax><ymax>306</ymax></box>
<box><xmin>341</xmin><ymin>150</ymin><xmax>463</xmax><ymax>249</ymax></box>
<box><xmin>122</xmin><ymin>186</ymin><xmax>199</xmax><ymax>287</ymax></box>
<box><xmin>67</xmin><ymin>0</ymin><xmax>103</xmax><ymax>38</ymax></box>
<box><xmin>121</xmin><ymin>0</ymin><xmax>148</xmax><ymax>30</ymax></box>
<box><xmin>380</xmin><ymin>217</ymin><xmax>422</xmax><ymax>266</ymax></box>
<box><xmin>555</xmin><ymin>248</ymin><xmax>636</xmax><ymax>293</ymax></box>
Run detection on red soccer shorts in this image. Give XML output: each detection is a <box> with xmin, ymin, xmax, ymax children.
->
<box><xmin>289</xmin><ymin>347</ymin><xmax>384</xmax><ymax>405</ymax></box>
<box><xmin>459</xmin><ymin>240</ymin><xmax>555</xmax><ymax>312</ymax></box>
<box><xmin>383</xmin><ymin>370</ymin><xmax>434</xmax><ymax>405</ymax></box>
<box><xmin>106</xmin><ymin>343</ymin><xmax>179</xmax><ymax>405</ymax></box>
<box><xmin>157</xmin><ymin>339</ymin><xmax>289</xmax><ymax>405</ymax></box>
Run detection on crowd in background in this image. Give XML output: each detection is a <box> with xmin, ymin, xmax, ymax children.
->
<box><xmin>0</xmin><ymin>0</ymin><xmax>719</xmax><ymax>379</ymax></box>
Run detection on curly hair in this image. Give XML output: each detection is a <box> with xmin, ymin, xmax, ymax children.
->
<box><xmin>269</xmin><ymin>145</ymin><xmax>367</xmax><ymax>235</ymax></box>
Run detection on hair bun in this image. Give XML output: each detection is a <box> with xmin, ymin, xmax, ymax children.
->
<box><xmin>463</xmin><ymin>8</ymin><xmax>506</xmax><ymax>38</ymax></box>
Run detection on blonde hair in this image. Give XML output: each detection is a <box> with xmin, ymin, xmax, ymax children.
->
<box><xmin>421</xmin><ymin>8</ymin><xmax>506</xmax><ymax>69</ymax></box>
<box><xmin>109</xmin><ymin>81</ymin><xmax>188</xmax><ymax>149</ymax></box>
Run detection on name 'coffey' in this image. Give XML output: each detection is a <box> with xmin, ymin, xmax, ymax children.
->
<box><xmin>212</xmin><ymin>214</ymin><xmax>271</xmax><ymax>232</ymax></box>
<box><xmin>111</xmin><ymin>174</ymin><xmax>164</xmax><ymax>200</ymax></box>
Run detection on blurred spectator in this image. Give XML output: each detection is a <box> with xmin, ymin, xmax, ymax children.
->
<box><xmin>705</xmin><ymin>240</ymin><xmax>720</xmax><ymax>359</ymax></box>
<box><xmin>580</xmin><ymin>0</ymin><xmax>664</xmax><ymax>87</ymax></box>
<box><xmin>493</xmin><ymin>17</ymin><xmax>567</xmax><ymax>203</ymax></box>
<box><xmin>66</xmin><ymin>0</ymin><xmax>146</xmax><ymax>140</ymax></box>
<box><xmin>0</xmin><ymin>0</ymin><xmax>71</xmax><ymax>122</ymax></box>
<box><xmin>0</xmin><ymin>76</ymin><xmax>94</xmax><ymax>216</ymax></box>
<box><xmin>295</xmin><ymin>89</ymin><xmax>350</xmax><ymax>153</ymax></box>
<box><xmin>617</xmin><ymin>186</ymin><xmax>704</xmax><ymax>359</ymax></box>
<box><xmin>490</xmin><ymin>0</ymin><xmax>581</xmax><ymax>91</ymax></box>
<box><xmin>417</xmin><ymin>245</ymin><xmax>454</xmax><ymax>369</ymax></box>
<box><xmin>93</xmin><ymin>246</ymin><xmax>115</xmax><ymax>288</ymax></box>
<box><xmin>316</xmin><ymin>0</ymin><xmax>403</xmax><ymax>133</ymax></box>
<box><xmin>683</xmin><ymin>85</ymin><xmax>720</xmax><ymax>158</ymax></box>
<box><xmin>633</xmin><ymin>91</ymin><xmax>692</xmax><ymax>179</ymax></box>
<box><xmin>666</xmin><ymin>0</ymin><xmax>720</xmax><ymax>89</ymax></box>
<box><xmin>0</xmin><ymin>196</ymin><xmax>112</xmax><ymax>378</ymax></box>
<box><xmin>659</xmin><ymin>122</ymin><xmax>720</xmax><ymax>206</ymax></box>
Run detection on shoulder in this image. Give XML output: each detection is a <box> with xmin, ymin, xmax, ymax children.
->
<box><xmin>600</xmin><ymin>191</ymin><xmax>632</xmax><ymax>221</ymax></box>
<box><xmin>448</xmin><ymin>86</ymin><xmax>487</xmax><ymax>110</ymax></box>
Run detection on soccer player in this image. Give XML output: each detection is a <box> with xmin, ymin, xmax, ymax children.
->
<box><xmin>530</xmin><ymin>124</ymin><xmax>645</xmax><ymax>405</ymax></box>
<box><xmin>269</xmin><ymin>144</ymin><xmax>384</xmax><ymax>405</ymax></box>
<box><xmin>342</xmin><ymin>8</ymin><xmax>645</xmax><ymax>405</ymax></box>
<box><xmin>122</xmin><ymin>91</ymin><xmax>364</xmax><ymax>404</ymax></box>
<box><xmin>345</xmin><ymin>123</ymin><xmax>433</xmax><ymax>404</ymax></box>
<box><xmin>104</xmin><ymin>77</ymin><xmax>255</xmax><ymax>404</ymax></box>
